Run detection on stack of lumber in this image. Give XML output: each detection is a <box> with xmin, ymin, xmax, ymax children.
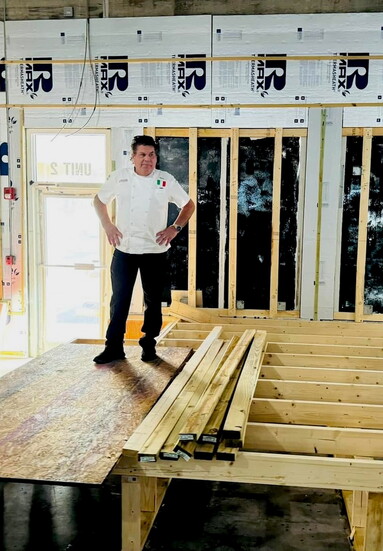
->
<box><xmin>123</xmin><ymin>327</ymin><xmax>266</xmax><ymax>463</ymax></box>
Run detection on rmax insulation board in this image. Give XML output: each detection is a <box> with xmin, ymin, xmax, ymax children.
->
<box><xmin>5</xmin><ymin>20</ymin><xmax>91</xmax><ymax>105</ymax></box>
<box><xmin>89</xmin><ymin>16</ymin><xmax>211</xmax><ymax>126</ymax></box>
<box><xmin>212</xmin><ymin>13</ymin><xmax>383</xmax><ymax>114</ymax></box>
<box><xmin>343</xmin><ymin>106</ymin><xmax>383</xmax><ymax>127</ymax></box>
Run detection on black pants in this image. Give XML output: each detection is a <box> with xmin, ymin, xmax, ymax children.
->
<box><xmin>105</xmin><ymin>250</ymin><xmax>167</xmax><ymax>347</ymax></box>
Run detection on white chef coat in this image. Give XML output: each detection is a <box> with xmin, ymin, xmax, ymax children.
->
<box><xmin>97</xmin><ymin>167</ymin><xmax>190</xmax><ymax>254</ymax></box>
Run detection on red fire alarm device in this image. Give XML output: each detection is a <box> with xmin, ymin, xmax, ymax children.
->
<box><xmin>5</xmin><ymin>255</ymin><xmax>15</xmax><ymax>265</ymax></box>
<box><xmin>4</xmin><ymin>187</ymin><xmax>16</xmax><ymax>200</ymax></box>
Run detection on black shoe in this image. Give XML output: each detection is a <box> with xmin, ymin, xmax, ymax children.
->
<box><xmin>93</xmin><ymin>347</ymin><xmax>126</xmax><ymax>364</ymax></box>
<box><xmin>139</xmin><ymin>336</ymin><xmax>158</xmax><ymax>362</ymax></box>
<box><xmin>141</xmin><ymin>350</ymin><xmax>160</xmax><ymax>363</ymax></box>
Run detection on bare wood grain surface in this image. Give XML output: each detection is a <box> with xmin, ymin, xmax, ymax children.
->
<box><xmin>0</xmin><ymin>343</ymin><xmax>190</xmax><ymax>484</ymax></box>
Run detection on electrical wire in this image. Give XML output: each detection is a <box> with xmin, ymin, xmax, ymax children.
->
<box><xmin>50</xmin><ymin>19</ymin><xmax>92</xmax><ymax>141</ymax></box>
<box><xmin>64</xmin><ymin>17</ymin><xmax>99</xmax><ymax>137</ymax></box>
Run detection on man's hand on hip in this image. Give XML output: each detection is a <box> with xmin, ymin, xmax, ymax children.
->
<box><xmin>156</xmin><ymin>226</ymin><xmax>179</xmax><ymax>246</ymax></box>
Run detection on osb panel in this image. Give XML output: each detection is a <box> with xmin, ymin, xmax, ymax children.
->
<box><xmin>0</xmin><ymin>343</ymin><xmax>190</xmax><ymax>485</ymax></box>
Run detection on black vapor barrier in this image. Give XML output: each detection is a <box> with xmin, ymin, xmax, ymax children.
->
<box><xmin>340</xmin><ymin>136</ymin><xmax>383</xmax><ymax>313</ymax></box>
<box><xmin>157</xmin><ymin>137</ymin><xmax>189</xmax><ymax>303</ymax></box>
<box><xmin>236</xmin><ymin>137</ymin><xmax>301</xmax><ymax>311</ymax></box>
<box><xmin>157</xmin><ymin>135</ymin><xmax>301</xmax><ymax>310</ymax></box>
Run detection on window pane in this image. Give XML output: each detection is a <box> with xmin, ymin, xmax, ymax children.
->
<box><xmin>35</xmin><ymin>133</ymin><xmax>106</xmax><ymax>184</ymax></box>
<box><xmin>45</xmin><ymin>196</ymin><xmax>100</xmax><ymax>266</ymax></box>
<box><xmin>45</xmin><ymin>267</ymin><xmax>100</xmax><ymax>343</ymax></box>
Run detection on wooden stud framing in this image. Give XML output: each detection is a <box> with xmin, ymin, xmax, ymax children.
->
<box><xmin>261</xmin><ymin>366</ymin><xmax>383</xmax><ymax>385</ymax></box>
<box><xmin>313</xmin><ymin>109</ymin><xmax>327</xmax><ymax>321</ymax></box>
<box><xmin>121</xmin><ymin>476</ymin><xmax>141</xmax><ymax>551</ymax></box>
<box><xmin>218</xmin><ymin>137</ymin><xmax>228</xmax><ymax>309</ymax></box>
<box><xmin>188</xmin><ymin>128</ymin><xmax>198</xmax><ymax>308</ymax></box>
<box><xmin>355</xmin><ymin>128</ymin><xmax>373</xmax><ymax>323</ymax></box>
<box><xmin>255</xmin><ymin>379</ymin><xmax>383</xmax><ymax>405</ymax></box>
<box><xmin>228</xmin><ymin>128</ymin><xmax>239</xmax><ymax>314</ymax></box>
<box><xmin>250</xmin><ymin>398</ymin><xmax>383</xmax><ymax>430</ymax></box>
<box><xmin>244</xmin><ymin>423</ymin><xmax>383</xmax><ymax>458</ymax></box>
<box><xmin>269</xmin><ymin>128</ymin><xmax>283</xmax><ymax>318</ymax></box>
<box><xmin>116</xmin><ymin>452</ymin><xmax>383</xmax><ymax>492</ymax></box>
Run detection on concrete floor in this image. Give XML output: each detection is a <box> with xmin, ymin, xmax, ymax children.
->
<box><xmin>0</xmin><ymin>477</ymin><xmax>351</xmax><ymax>551</ymax></box>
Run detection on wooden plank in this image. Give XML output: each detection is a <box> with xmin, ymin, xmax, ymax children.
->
<box><xmin>216</xmin><ymin>441</ymin><xmax>238</xmax><ymax>461</ymax></box>
<box><xmin>115</xmin><ymin>451</ymin><xmax>383</xmax><ymax>493</ymax></box>
<box><xmin>352</xmin><ymin>490</ymin><xmax>369</xmax><ymax>527</ymax></box>
<box><xmin>335</xmin><ymin>312</ymin><xmax>383</xmax><ymax>322</ymax></box>
<box><xmin>166</xmin><ymin>300</ymin><xmax>223</xmax><ymax>324</ymax></box>
<box><xmin>163</xmin><ymin>330</ymin><xmax>212</xmax><ymax>340</ymax></box>
<box><xmin>255</xmin><ymin>379</ymin><xmax>383</xmax><ymax>405</ymax></box>
<box><xmin>179</xmin><ymin>330</ymin><xmax>255</xmax><ymax>440</ymax></box>
<box><xmin>222</xmin><ymin>332</ymin><xmax>266</xmax><ymax>440</ymax></box>
<box><xmin>244</xmin><ymin>423</ymin><xmax>383</xmax><ymax>458</ymax></box>
<box><xmin>218</xmin><ymin>137</ymin><xmax>229</xmax><ymax>308</ymax></box>
<box><xmin>188</xmin><ymin>127</ymin><xmax>198</xmax><ymax>308</ymax></box>
<box><xmin>228</xmin><ymin>127</ymin><xmax>239</xmax><ymax>314</ymax></box>
<box><xmin>200</xmin><ymin>338</ymin><xmax>244</xmax><ymax>443</ymax></box>
<box><xmin>158</xmin><ymin>339</ymin><xmax>230</xmax><ymax>458</ymax></box>
<box><xmin>175</xmin><ymin>318</ymin><xmax>383</xmax><ymax>335</ymax></box>
<box><xmin>0</xmin><ymin>343</ymin><xmax>190</xmax><ymax>484</ymax></box>
<box><xmin>121</xmin><ymin>476</ymin><xmax>141</xmax><ymax>551</ymax></box>
<box><xmin>171</xmin><ymin>290</ymin><xmax>203</xmax><ymax>306</ymax></box>
<box><xmin>140</xmin><ymin>478</ymin><xmax>169</xmax><ymax>547</ymax></box>
<box><xmin>269</xmin><ymin>127</ymin><xmax>282</xmax><ymax>318</ymax></box>
<box><xmin>355</xmin><ymin>128</ymin><xmax>372</xmax><ymax>323</ymax></box>
<box><xmin>144</xmin><ymin>127</ymin><xmax>156</xmax><ymax>139</ymax></box>
<box><xmin>343</xmin><ymin>490</ymin><xmax>366</xmax><ymax>551</ymax></box>
<box><xmin>263</xmin><ymin>352</ymin><xmax>383</xmax><ymax>369</ymax></box>
<box><xmin>138</xmin><ymin>338</ymin><xmax>225</xmax><ymax>461</ymax></box>
<box><xmin>266</xmin><ymin>342</ymin><xmax>383</xmax><ymax>357</ymax></box>
<box><xmin>250</xmin><ymin>398</ymin><xmax>383</xmax><ymax>429</ymax></box>
<box><xmin>194</xmin><ymin>441</ymin><xmax>216</xmax><ymax>460</ymax></box>
<box><xmin>263</xmin><ymin>333</ymin><xmax>383</xmax><ymax>347</ymax></box>
<box><xmin>365</xmin><ymin>493</ymin><xmax>383</xmax><ymax>551</ymax></box>
<box><xmin>159</xmin><ymin>338</ymin><xmax>204</xmax><ymax>348</ymax></box>
<box><xmin>123</xmin><ymin>326</ymin><xmax>222</xmax><ymax>457</ymax></box>
<box><xmin>261</xmin><ymin>365</ymin><xmax>383</xmax><ymax>385</ymax></box>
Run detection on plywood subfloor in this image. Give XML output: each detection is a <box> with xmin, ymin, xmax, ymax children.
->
<box><xmin>0</xmin><ymin>343</ymin><xmax>191</xmax><ymax>485</ymax></box>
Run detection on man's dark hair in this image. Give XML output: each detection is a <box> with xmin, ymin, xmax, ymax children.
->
<box><xmin>131</xmin><ymin>135</ymin><xmax>158</xmax><ymax>154</ymax></box>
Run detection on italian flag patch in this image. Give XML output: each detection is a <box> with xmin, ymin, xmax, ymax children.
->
<box><xmin>156</xmin><ymin>179</ymin><xmax>167</xmax><ymax>188</ymax></box>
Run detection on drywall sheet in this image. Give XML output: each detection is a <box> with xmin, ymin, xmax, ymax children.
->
<box><xmin>89</xmin><ymin>16</ymin><xmax>211</xmax><ymax>126</ymax></box>
<box><xmin>343</xmin><ymin>107</ymin><xmax>383</xmax><ymax>127</ymax></box>
<box><xmin>212</xmin><ymin>14</ymin><xmax>383</xmax><ymax>107</ymax></box>
<box><xmin>211</xmin><ymin>106</ymin><xmax>307</xmax><ymax>128</ymax></box>
<box><xmin>5</xmin><ymin>19</ymin><xmax>92</xmax><ymax>105</ymax></box>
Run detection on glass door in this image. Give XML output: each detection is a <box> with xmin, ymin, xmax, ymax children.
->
<box><xmin>42</xmin><ymin>194</ymin><xmax>103</xmax><ymax>346</ymax></box>
<box><xmin>27</xmin><ymin>130</ymin><xmax>110</xmax><ymax>354</ymax></box>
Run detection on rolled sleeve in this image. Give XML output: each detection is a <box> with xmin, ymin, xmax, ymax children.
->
<box><xmin>168</xmin><ymin>175</ymin><xmax>191</xmax><ymax>208</ymax></box>
<box><xmin>97</xmin><ymin>171</ymin><xmax>119</xmax><ymax>205</ymax></box>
